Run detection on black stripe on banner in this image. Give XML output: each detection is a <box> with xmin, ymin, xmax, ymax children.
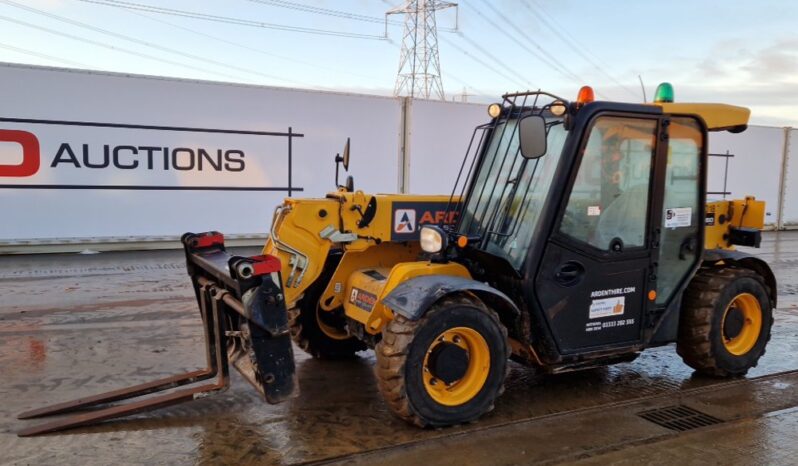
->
<box><xmin>0</xmin><ymin>117</ymin><xmax>305</xmax><ymax>137</ymax></box>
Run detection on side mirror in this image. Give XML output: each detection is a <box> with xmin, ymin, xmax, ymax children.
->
<box><xmin>342</xmin><ymin>137</ymin><xmax>350</xmax><ymax>171</ymax></box>
<box><xmin>519</xmin><ymin>115</ymin><xmax>547</xmax><ymax>159</ymax></box>
<box><xmin>334</xmin><ymin>137</ymin><xmax>352</xmax><ymax>190</ymax></box>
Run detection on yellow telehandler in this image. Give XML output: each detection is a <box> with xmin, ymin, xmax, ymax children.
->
<box><xmin>18</xmin><ymin>83</ymin><xmax>775</xmax><ymax>435</ymax></box>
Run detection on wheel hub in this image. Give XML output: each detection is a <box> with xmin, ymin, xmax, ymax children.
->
<box><xmin>721</xmin><ymin>292</ymin><xmax>763</xmax><ymax>356</ymax></box>
<box><xmin>723</xmin><ymin>306</ymin><xmax>745</xmax><ymax>340</ymax></box>
<box><xmin>422</xmin><ymin>327</ymin><xmax>491</xmax><ymax>406</ymax></box>
<box><xmin>427</xmin><ymin>342</ymin><xmax>469</xmax><ymax>385</ymax></box>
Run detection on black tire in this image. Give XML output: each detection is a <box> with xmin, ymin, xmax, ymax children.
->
<box><xmin>375</xmin><ymin>295</ymin><xmax>509</xmax><ymax>427</ymax></box>
<box><xmin>289</xmin><ymin>273</ymin><xmax>367</xmax><ymax>359</ymax></box>
<box><xmin>677</xmin><ymin>267</ymin><xmax>773</xmax><ymax>377</ymax></box>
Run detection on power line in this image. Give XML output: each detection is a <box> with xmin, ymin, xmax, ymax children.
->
<box><xmin>126</xmin><ymin>10</ymin><xmax>381</xmax><ymax>82</ymax></box>
<box><xmin>470</xmin><ymin>0</ymin><xmax>586</xmax><ymax>88</ymax></box>
<box><xmin>0</xmin><ymin>41</ymin><xmax>89</xmax><ymax>67</ymax></box>
<box><xmin>1</xmin><ymin>1</ymin><xmax>309</xmax><ymax>87</ymax></box>
<box><xmin>526</xmin><ymin>1</ymin><xmax>624</xmax><ymax>79</ymax></box>
<box><xmin>438</xmin><ymin>34</ymin><xmax>529</xmax><ymax>91</ymax></box>
<box><xmin>247</xmin><ymin>0</ymin><xmax>400</xmax><ymax>26</ymax></box>
<box><xmin>246</xmin><ymin>0</ymin><xmax>458</xmax><ymax>33</ymax></box>
<box><xmin>455</xmin><ymin>33</ymin><xmax>534</xmax><ymax>90</ymax></box>
<box><xmin>384</xmin><ymin>2</ymin><xmax>530</xmax><ymax>96</ymax></box>
<box><xmin>520</xmin><ymin>1</ymin><xmax>639</xmax><ymax>99</ymax></box>
<box><xmin>77</xmin><ymin>0</ymin><xmax>387</xmax><ymax>40</ymax></box>
<box><xmin>0</xmin><ymin>14</ymin><xmax>250</xmax><ymax>82</ymax></box>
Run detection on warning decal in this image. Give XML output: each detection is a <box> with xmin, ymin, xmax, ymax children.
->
<box><xmin>349</xmin><ymin>287</ymin><xmax>378</xmax><ymax>312</ymax></box>
<box><xmin>665</xmin><ymin>207</ymin><xmax>692</xmax><ymax>228</ymax></box>
<box><xmin>589</xmin><ymin>296</ymin><xmax>625</xmax><ymax>319</ymax></box>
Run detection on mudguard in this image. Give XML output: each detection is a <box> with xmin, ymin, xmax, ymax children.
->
<box><xmin>382</xmin><ymin>274</ymin><xmax>520</xmax><ymax>321</ymax></box>
<box><xmin>703</xmin><ymin>248</ymin><xmax>777</xmax><ymax>307</ymax></box>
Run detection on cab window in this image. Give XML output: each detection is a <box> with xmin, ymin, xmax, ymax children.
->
<box><xmin>560</xmin><ymin>116</ymin><xmax>657</xmax><ymax>250</ymax></box>
<box><xmin>656</xmin><ymin>117</ymin><xmax>703</xmax><ymax>304</ymax></box>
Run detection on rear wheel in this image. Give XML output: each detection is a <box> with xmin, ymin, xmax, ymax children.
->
<box><xmin>375</xmin><ymin>296</ymin><xmax>508</xmax><ymax>427</ymax></box>
<box><xmin>289</xmin><ymin>276</ymin><xmax>366</xmax><ymax>359</ymax></box>
<box><xmin>677</xmin><ymin>267</ymin><xmax>773</xmax><ymax>377</ymax></box>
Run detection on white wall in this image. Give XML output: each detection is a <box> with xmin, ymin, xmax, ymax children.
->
<box><xmin>0</xmin><ymin>63</ymin><xmax>402</xmax><ymax>240</ymax></box>
<box><xmin>782</xmin><ymin>128</ymin><xmax>797</xmax><ymax>226</ymax></box>
<box><xmin>1</xmin><ymin>63</ymin><xmax>795</xmax><ymax>245</ymax></box>
<box><xmin>405</xmin><ymin>99</ymin><xmax>487</xmax><ymax>195</ymax></box>
<box><xmin>708</xmin><ymin>125</ymin><xmax>786</xmax><ymax>226</ymax></box>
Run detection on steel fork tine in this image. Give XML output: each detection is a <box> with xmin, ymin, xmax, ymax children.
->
<box><xmin>17</xmin><ymin>283</ymin><xmax>230</xmax><ymax>436</ymax></box>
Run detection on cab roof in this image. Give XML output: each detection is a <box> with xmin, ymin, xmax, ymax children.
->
<box><xmin>653</xmin><ymin>102</ymin><xmax>750</xmax><ymax>133</ymax></box>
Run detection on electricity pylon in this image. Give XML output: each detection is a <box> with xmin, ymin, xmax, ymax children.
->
<box><xmin>387</xmin><ymin>0</ymin><xmax>457</xmax><ymax>100</ymax></box>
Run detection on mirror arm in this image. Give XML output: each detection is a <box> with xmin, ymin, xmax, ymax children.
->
<box><xmin>334</xmin><ymin>153</ymin><xmax>342</xmax><ymax>188</ymax></box>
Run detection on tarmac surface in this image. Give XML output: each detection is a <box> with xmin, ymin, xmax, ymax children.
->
<box><xmin>1</xmin><ymin>232</ymin><xmax>798</xmax><ymax>465</ymax></box>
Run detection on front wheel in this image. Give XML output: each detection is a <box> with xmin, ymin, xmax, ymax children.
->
<box><xmin>375</xmin><ymin>295</ymin><xmax>508</xmax><ymax>427</ymax></box>
<box><xmin>677</xmin><ymin>267</ymin><xmax>774</xmax><ymax>377</ymax></box>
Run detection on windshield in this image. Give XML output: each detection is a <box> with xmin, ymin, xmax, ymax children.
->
<box><xmin>457</xmin><ymin>118</ymin><xmax>567</xmax><ymax>268</ymax></box>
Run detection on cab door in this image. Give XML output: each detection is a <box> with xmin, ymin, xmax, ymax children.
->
<box><xmin>535</xmin><ymin>113</ymin><xmax>665</xmax><ymax>354</ymax></box>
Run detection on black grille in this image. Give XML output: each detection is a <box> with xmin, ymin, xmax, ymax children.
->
<box><xmin>637</xmin><ymin>405</ymin><xmax>723</xmax><ymax>432</ymax></box>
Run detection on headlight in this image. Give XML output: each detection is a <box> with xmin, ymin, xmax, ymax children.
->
<box><xmin>420</xmin><ymin>226</ymin><xmax>447</xmax><ymax>254</ymax></box>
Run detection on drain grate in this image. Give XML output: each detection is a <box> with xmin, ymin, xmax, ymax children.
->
<box><xmin>637</xmin><ymin>405</ymin><xmax>723</xmax><ymax>432</ymax></box>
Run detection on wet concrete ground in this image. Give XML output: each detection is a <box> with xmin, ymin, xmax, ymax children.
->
<box><xmin>1</xmin><ymin>232</ymin><xmax>797</xmax><ymax>465</ymax></box>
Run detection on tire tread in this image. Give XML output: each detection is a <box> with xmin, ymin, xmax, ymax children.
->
<box><xmin>677</xmin><ymin>267</ymin><xmax>772</xmax><ymax>377</ymax></box>
<box><xmin>374</xmin><ymin>295</ymin><xmax>508</xmax><ymax>427</ymax></box>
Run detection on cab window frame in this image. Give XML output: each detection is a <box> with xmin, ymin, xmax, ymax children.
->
<box><xmin>551</xmin><ymin>111</ymin><xmax>664</xmax><ymax>259</ymax></box>
<box><xmin>653</xmin><ymin>114</ymin><xmax>708</xmax><ymax>309</ymax></box>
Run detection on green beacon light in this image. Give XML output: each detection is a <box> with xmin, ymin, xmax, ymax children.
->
<box><xmin>654</xmin><ymin>82</ymin><xmax>674</xmax><ymax>103</ymax></box>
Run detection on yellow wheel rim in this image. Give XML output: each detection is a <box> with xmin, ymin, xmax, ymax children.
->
<box><xmin>316</xmin><ymin>306</ymin><xmax>350</xmax><ymax>341</ymax></box>
<box><xmin>422</xmin><ymin>327</ymin><xmax>491</xmax><ymax>407</ymax></box>
<box><xmin>721</xmin><ymin>293</ymin><xmax>762</xmax><ymax>356</ymax></box>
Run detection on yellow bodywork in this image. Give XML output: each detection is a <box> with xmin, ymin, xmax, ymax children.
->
<box><xmin>344</xmin><ymin>261</ymin><xmax>471</xmax><ymax>334</ymax></box>
<box><xmin>654</xmin><ymin>103</ymin><xmax>750</xmax><ymax>132</ymax></box>
<box><xmin>262</xmin><ymin>189</ymin><xmax>461</xmax><ymax>332</ymax></box>
<box><xmin>705</xmin><ymin>196</ymin><xmax>766</xmax><ymax>250</ymax></box>
<box><xmin>262</xmin><ymin>197</ymin><xmax>337</xmax><ymax>306</ymax></box>
<box><xmin>319</xmin><ymin>242</ymin><xmax>422</xmax><ymax>312</ymax></box>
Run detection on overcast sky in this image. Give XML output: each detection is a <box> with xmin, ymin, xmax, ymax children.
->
<box><xmin>1</xmin><ymin>0</ymin><xmax>796</xmax><ymax>126</ymax></box>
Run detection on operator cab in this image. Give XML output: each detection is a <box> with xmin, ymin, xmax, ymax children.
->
<box><xmin>421</xmin><ymin>85</ymin><xmax>727</xmax><ymax>358</ymax></box>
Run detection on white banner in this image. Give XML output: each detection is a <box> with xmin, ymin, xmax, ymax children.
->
<box><xmin>0</xmin><ymin>63</ymin><xmax>402</xmax><ymax>240</ymax></box>
<box><xmin>0</xmin><ymin>119</ymin><xmax>296</xmax><ymax>191</ymax></box>
<box><xmin>0</xmin><ymin>63</ymin><xmax>794</xmax><ymax>243</ymax></box>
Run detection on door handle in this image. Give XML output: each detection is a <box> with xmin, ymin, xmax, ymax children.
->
<box><xmin>554</xmin><ymin>261</ymin><xmax>584</xmax><ymax>286</ymax></box>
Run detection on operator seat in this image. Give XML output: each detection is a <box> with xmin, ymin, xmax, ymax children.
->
<box><xmin>594</xmin><ymin>183</ymin><xmax>649</xmax><ymax>249</ymax></box>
